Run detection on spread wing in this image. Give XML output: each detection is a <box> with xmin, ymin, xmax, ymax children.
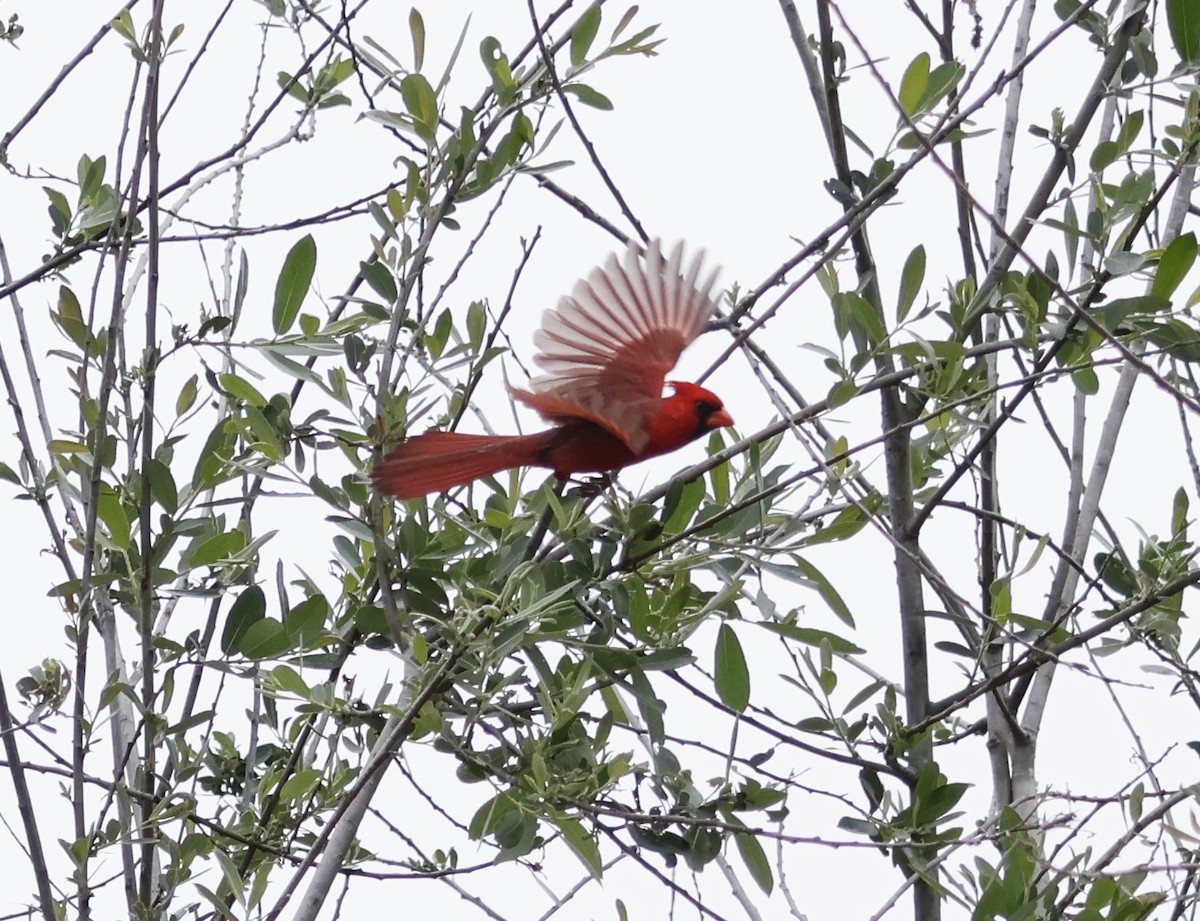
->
<box><xmin>511</xmin><ymin>239</ymin><xmax>720</xmax><ymax>452</ymax></box>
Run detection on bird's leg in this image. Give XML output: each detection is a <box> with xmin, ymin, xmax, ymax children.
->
<box><xmin>567</xmin><ymin>472</ymin><xmax>615</xmax><ymax>498</ymax></box>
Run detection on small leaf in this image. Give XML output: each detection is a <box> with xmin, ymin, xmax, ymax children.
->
<box><xmin>611</xmin><ymin>5</ymin><xmax>638</xmax><ymax>40</ymax></box>
<box><xmin>0</xmin><ymin>462</ymin><xmax>21</xmax><ymax>486</ymax></box>
<box><xmin>897</xmin><ymin>245</ymin><xmax>925</xmax><ymax>322</ymax></box>
<box><xmin>989</xmin><ymin>577</ymin><xmax>1012</xmax><ymax>622</ymax></box>
<box><xmin>271</xmin><ymin>664</ymin><xmax>311</xmax><ymax>697</ymax></box>
<box><xmin>554</xmin><ymin>816</ymin><xmax>603</xmax><ymax>879</ymax></box>
<box><xmin>898</xmin><ymin>52</ymin><xmax>930</xmax><ymax>117</ymax></box>
<box><xmin>1151</xmin><ymin>232</ymin><xmax>1197</xmax><ymax>300</ymax></box>
<box><xmin>409</xmin><ymin>8</ymin><xmax>425</xmax><ymax>71</ymax></box>
<box><xmin>832</xmin><ymin>291</ymin><xmax>886</xmax><ymax>347</ymax></box>
<box><xmin>714</xmin><ymin>623</ymin><xmax>750</xmax><ymax>712</ymax></box>
<box><xmin>466</xmin><ymin>300</ymin><xmax>487</xmax><ymax>350</ymax></box>
<box><xmin>1104</xmin><ymin>250</ymin><xmax>1145</xmax><ymax>277</ymax></box>
<box><xmin>55</xmin><ymin>286</ymin><xmax>89</xmax><ymax>348</ymax></box>
<box><xmin>221</xmin><ymin>586</ymin><xmax>266</xmax><ymax>655</ymax></box>
<box><xmin>176</xmin><ymin>374</ymin><xmax>198</xmax><ymax>415</ymax></box>
<box><xmin>1173</xmin><ymin>486</ymin><xmax>1189</xmax><ymax>538</ymax></box>
<box><xmin>96</xmin><ymin>490</ymin><xmax>130</xmax><ymax>549</ymax></box>
<box><xmin>48</xmin><ymin>439</ymin><xmax>88</xmax><ymax>455</ymax></box>
<box><xmin>273</xmin><ymin>234</ymin><xmax>317</xmax><ymax>335</ymax></box>
<box><xmin>1090</xmin><ymin>140</ymin><xmax>1119</xmax><ymax>172</ymax></box>
<box><xmin>218</xmin><ymin>373</ymin><xmax>267</xmax><ymax>406</ymax></box>
<box><xmin>276</xmin><ymin>71</ymin><xmax>310</xmax><ymax>105</ymax></box>
<box><xmin>732</xmin><ymin>826</ymin><xmax>773</xmax><ymax>895</ymax></box>
<box><xmin>239</xmin><ymin>619</ymin><xmax>292</xmax><ymax>659</ymax></box>
<box><xmin>401</xmin><ymin>73</ymin><xmax>439</xmax><ymax>143</ymax></box>
<box><xmin>1115</xmin><ymin>109</ymin><xmax>1144</xmax><ymax>154</ymax></box>
<box><xmin>760</xmin><ymin>624</ymin><xmax>865</xmax><ymax>655</ymax></box>
<box><xmin>44</xmin><ymin>187</ymin><xmax>72</xmax><ymax>238</ymax></box>
<box><xmin>1167</xmin><ymin>0</ymin><xmax>1200</xmax><ymax>63</ymax></box>
<box><xmin>570</xmin><ymin>4</ymin><xmax>602</xmax><ymax>67</ymax></box>
<box><xmin>563</xmin><ymin>83</ymin><xmax>613</xmax><ymax>110</ymax></box>
<box><xmin>1072</xmin><ymin>366</ymin><xmax>1099</xmax><ymax>394</ymax></box>
<box><xmin>919</xmin><ymin>61</ymin><xmax>963</xmax><ymax>112</ymax></box>
<box><xmin>189</xmin><ymin>530</ymin><xmax>247</xmax><ymax>568</ymax></box>
<box><xmin>794</xmin><ymin>556</ymin><xmax>855</xmax><ymax>627</ymax></box>
<box><xmin>145</xmin><ymin>459</ymin><xmax>178</xmax><ymax>514</ymax></box>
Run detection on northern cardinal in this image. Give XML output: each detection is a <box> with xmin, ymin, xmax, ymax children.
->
<box><xmin>373</xmin><ymin>239</ymin><xmax>733</xmax><ymax>499</ymax></box>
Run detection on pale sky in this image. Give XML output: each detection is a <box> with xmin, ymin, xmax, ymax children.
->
<box><xmin>0</xmin><ymin>1</ymin><xmax>1195</xmax><ymax>919</ymax></box>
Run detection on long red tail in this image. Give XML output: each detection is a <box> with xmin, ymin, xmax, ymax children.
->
<box><xmin>373</xmin><ymin>430</ymin><xmax>550</xmax><ymax>499</ymax></box>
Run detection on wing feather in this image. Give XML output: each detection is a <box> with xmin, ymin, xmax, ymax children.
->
<box><xmin>513</xmin><ymin>239</ymin><xmax>720</xmax><ymax>451</ymax></box>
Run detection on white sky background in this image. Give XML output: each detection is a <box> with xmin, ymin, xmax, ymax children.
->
<box><xmin>1</xmin><ymin>0</ymin><xmax>1198</xmax><ymax>919</ymax></box>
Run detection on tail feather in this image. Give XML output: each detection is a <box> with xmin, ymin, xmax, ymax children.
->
<box><xmin>373</xmin><ymin>431</ymin><xmax>547</xmax><ymax>499</ymax></box>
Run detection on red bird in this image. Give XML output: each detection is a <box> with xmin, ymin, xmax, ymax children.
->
<box><xmin>373</xmin><ymin>239</ymin><xmax>733</xmax><ymax>499</ymax></box>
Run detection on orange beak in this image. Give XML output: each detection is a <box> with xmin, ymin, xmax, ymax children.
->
<box><xmin>708</xmin><ymin>408</ymin><xmax>734</xmax><ymax>429</ymax></box>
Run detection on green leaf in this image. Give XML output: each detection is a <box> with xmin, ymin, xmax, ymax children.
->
<box><xmin>480</xmin><ymin>36</ymin><xmax>517</xmax><ymax>105</ymax></box>
<box><xmin>898</xmin><ymin>52</ymin><xmax>930</xmax><ymax>117</ymax></box>
<box><xmin>553</xmin><ymin>815</ymin><xmax>603</xmax><ymax>879</ymax></box>
<box><xmin>731</xmin><ymin>825</ymin><xmax>773</xmax><ymax>895</ymax></box>
<box><xmin>563</xmin><ymin>83</ymin><xmax>613</xmax><ymax>110</ymax></box>
<box><xmin>1151</xmin><ymin>232</ymin><xmax>1197</xmax><ymax>300</ymax></box>
<box><xmin>1072</xmin><ymin>366</ymin><xmax>1099</xmax><ymax>395</ymax></box>
<box><xmin>145</xmin><ymin>459</ymin><xmax>178</xmax><ymax>514</ymax></box>
<box><xmin>989</xmin><ymin>577</ymin><xmax>1012</xmax><ymax>622</ymax></box>
<box><xmin>897</xmin><ymin>245</ymin><xmax>925</xmax><ymax>322</ymax></box>
<box><xmin>466</xmin><ymin>299</ymin><xmax>487</xmax><ymax>350</ymax></box>
<box><xmin>570</xmin><ymin>4</ymin><xmax>602</xmax><ymax>67</ymax></box>
<box><xmin>279</xmin><ymin>768</ymin><xmax>322</xmax><ymax>804</ymax></box>
<box><xmin>1096</xmin><ymin>295</ymin><xmax>1171</xmax><ymax>331</ymax></box>
<box><xmin>271</xmin><ymin>664</ymin><xmax>311</xmax><ymax>697</ymax></box>
<box><xmin>285</xmin><ymin>595</ymin><xmax>329</xmax><ymax>646</ymax></box>
<box><xmin>273</xmin><ymin>234</ymin><xmax>317</xmax><ymax>335</ymax></box>
<box><xmin>409</xmin><ymin>8</ymin><xmax>425</xmax><ymax>71</ymax></box>
<box><xmin>96</xmin><ymin>489</ymin><xmax>130</xmax><ymax>549</ymax></box>
<box><xmin>110</xmin><ymin>11</ymin><xmax>136</xmax><ymax>43</ymax></box>
<box><xmin>47</xmin><ymin>439</ymin><xmax>87</xmax><ymax>456</ymax></box>
<box><xmin>276</xmin><ymin>71</ymin><xmax>310</xmax><ymax>105</ymax></box>
<box><xmin>44</xmin><ymin>186</ymin><xmax>72</xmax><ymax>237</ymax></box>
<box><xmin>662</xmin><ymin>477</ymin><xmax>705</xmax><ymax>533</ymax></box>
<box><xmin>1173</xmin><ymin>486</ymin><xmax>1189</xmax><ymax>537</ymax></box>
<box><xmin>1115</xmin><ymin>110</ymin><xmax>1144</xmax><ymax>154</ymax></box>
<box><xmin>1090</xmin><ymin>140</ymin><xmax>1119</xmax><ymax>172</ymax></box>
<box><xmin>234</xmin><ymin>249</ymin><xmax>250</xmax><ymax>317</ymax></box>
<box><xmin>760</xmin><ymin>623</ymin><xmax>865</xmax><ymax>655</ymax></box>
<box><xmin>914</xmin><ymin>780</ymin><xmax>969</xmax><ymax>825</ymax></box>
<box><xmin>176</xmin><ymin>374</ymin><xmax>199</xmax><ymax>416</ymax></box>
<box><xmin>920</xmin><ymin>62</ymin><xmax>963</xmax><ymax>111</ymax></box>
<box><xmin>826</xmin><ymin>378</ymin><xmax>857</xmax><ymax>409</ymax></box>
<box><xmin>1104</xmin><ymin>250</ymin><xmax>1146</xmax><ymax>277</ymax></box>
<box><xmin>360</xmin><ymin>259</ymin><xmax>397</xmax><ymax>302</ymax></box>
<box><xmin>1167</xmin><ymin>0</ymin><xmax>1200</xmax><ymax>63</ymax></box>
<box><xmin>221</xmin><ymin>586</ymin><xmax>266</xmax><ymax>655</ymax></box>
<box><xmin>239</xmin><ymin>619</ymin><xmax>292</xmax><ymax>659</ymax></box>
<box><xmin>56</xmin><ymin>286</ymin><xmax>89</xmax><ymax>348</ymax></box>
<box><xmin>794</xmin><ymin>556</ymin><xmax>855</xmax><ymax>627</ymax></box>
<box><xmin>808</xmin><ymin>500</ymin><xmax>875</xmax><ymax>544</ymax></box>
<box><xmin>218</xmin><ymin>373</ymin><xmax>268</xmax><ymax>406</ymax></box>
<box><xmin>714</xmin><ymin>623</ymin><xmax>750</xmax><ymax>712</ymax></box>
<box><xmin>401</xmin><ymin>73</ymin><xmax>439</xmax><ymax>143</ymax></box>
<box><xmin>189</xmin><ymin>530</ymin><xmax>247</xmax><ymax>568</ymax></box>
<box><xmin>832</xmin><ymin>291</ymin><xmax>886</xmax><ymax>347</ymax></box>
<box><xmin>469</xmin><ymin>790</ymin><xmax>520</xmax><ymax>839</ymax></box>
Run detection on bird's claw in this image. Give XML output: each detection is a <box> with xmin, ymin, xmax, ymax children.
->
<box><xmin>565</xmin><ymin>473</ymin><xmax>615</xmax><ymax>498</ymax></box>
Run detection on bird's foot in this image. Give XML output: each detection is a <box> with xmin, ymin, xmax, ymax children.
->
<box><xmin>566</xmin><ymin>473</ymin><xmax>615</xmax><ymax>498</ymax></box>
